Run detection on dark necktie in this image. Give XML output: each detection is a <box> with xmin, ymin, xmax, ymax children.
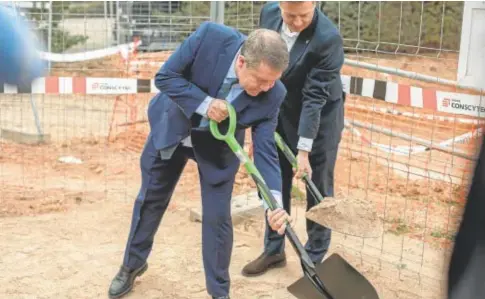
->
<box><xmin>216</xmin><ymin>77</ymin><xmax>239</xmax><ymax>99</ymax></box>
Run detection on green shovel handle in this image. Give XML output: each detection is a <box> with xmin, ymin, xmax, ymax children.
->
<box><xmin>274</xmin><ymin>132</ymin><xmax>298</xmax><ymax>169</ymax></box>
<box><xmin>274</xmin><ymin>132</ymin><xmax>324</xmax><ymax>203</ymax></box>
<box><xmin>209</xmin><ymin>102</ymin><xmax>279</xmax><ymax>211</ymax></box>
<box><xmin>209</xmin><ymin>101</ymin><xmax>237</xmax><ymax>141</ymax></box>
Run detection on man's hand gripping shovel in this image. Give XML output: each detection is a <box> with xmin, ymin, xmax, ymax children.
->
<box><xmin>209</xmin><ymin>102</ymin><xmax>380</xmax><ymax>299</ymax></box>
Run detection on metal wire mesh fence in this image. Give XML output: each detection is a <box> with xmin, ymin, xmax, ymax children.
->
<box><xmin>1</xmin><ymin>1</ymin><xmax>483</xmax><ymax>299</ymax></box>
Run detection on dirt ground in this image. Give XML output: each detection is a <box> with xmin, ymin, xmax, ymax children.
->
<box><xmin>0</xmin><ymin>135</ymin><xmax>452</xmax><ymax>299</ymax></box>
<box><xmin>1</xmin><ymin>52</ymin><xmax>481</xmax><ymax>298</ymax></box>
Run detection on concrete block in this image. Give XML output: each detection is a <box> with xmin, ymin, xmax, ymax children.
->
<box><xmin>189</xmin><ymin>191</ymin><xmax>264</xmax><ymax>225</ymax></box>
<box><xmin>1</xmin><ymin>128</ymin><xmax>50</xmax><ymax>145</ymax></box>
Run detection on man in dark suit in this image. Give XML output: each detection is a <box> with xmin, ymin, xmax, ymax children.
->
<box><xmin>242</xmin><ymin>1</ymin><xmax>346</xmax><ymax>276</ymax></box>
<box><xmin>447</xmin><ymin>135</ymin><xmax>485</xmax><ymax>298</ymax></box>
<box><xmin>107</xmin><ymin>21</ymin><xmax>289</xmax><ymax>299</ymax></box>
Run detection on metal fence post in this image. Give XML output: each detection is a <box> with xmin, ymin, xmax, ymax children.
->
<box><xmin>47</xmin><ymin>0</ymin><xmax>52</xmax><ymax>70</ymax></box>
<box><xmin>210</xmin><ymin>1</ymin><xmax>225</xmax><ymax>24</ymax></box>
<box><xmin>116</xmin><ymin>0</ymin><xmax>120</xmax><ymax>45</ymax></box>
<box><xmin>29</xmin><ymin>95</ymin><xmax>44</xmax><ymax>138</ymax></box>
<box><xmin>104</xmin><ymin>1</ymin><xmax>108</xmax><ymax>47</ymax></box>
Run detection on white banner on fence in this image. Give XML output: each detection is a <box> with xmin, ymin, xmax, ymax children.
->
<box><xmin>86</xmin><ymin>78</ymin><xmax>137</xmax><ymax>94</ymax></box>
<box><xmin>37</xmin><ymin>41</ymin><xmax>141</xmax><ymax>63</ymax></box>
<box><xmin>436</xmin><ymin>91</ymin><xmax>485</xmax><ymax>118</ymax></box>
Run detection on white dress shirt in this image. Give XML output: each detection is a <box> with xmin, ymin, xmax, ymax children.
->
<box><xmin>279</xmin><ymin>22</ymin><xmax>314</xmax><ymax>153</ymax></box>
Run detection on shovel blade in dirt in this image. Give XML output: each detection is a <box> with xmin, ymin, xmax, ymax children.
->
<box><xmin>287</xmin><ymin>253</ymin><xmax>380</xmax><ymax>299</ymax></box>
<box><xmin>305</xmin><ymin>196</ymin><xmax>384</xmax><ymax>239</ymax></box>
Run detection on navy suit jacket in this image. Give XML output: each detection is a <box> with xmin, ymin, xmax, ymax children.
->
<box><xmin>147</xmin><ymin>21</ymin><xmax>286</xmax><ymax>192</ymax></box>
<box><xmin>260</xmin><ymin>2</ymin><xmax>345</xmax><ymax>153</ymax></box>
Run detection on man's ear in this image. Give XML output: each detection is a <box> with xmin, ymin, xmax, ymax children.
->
<box><xmin>236</xmin><ymin>54</ymin><xmax>246</xmax><ymax>69</ymax></box>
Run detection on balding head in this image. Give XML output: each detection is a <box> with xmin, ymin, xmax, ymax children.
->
<box><xmin>235</xmin><ymin>29</ymin><xmax>288</xmax><ymax>96</ymax></box>
<box><xmin>240</xmin><ymin>28</ymin><xmax>289</xmax><ymax>72</ymax></box>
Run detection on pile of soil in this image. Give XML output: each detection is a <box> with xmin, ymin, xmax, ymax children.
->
<box><xmin>306</xmin><ymin>195</ymin><xmax>384</xmax><ymax>238</ymax></box>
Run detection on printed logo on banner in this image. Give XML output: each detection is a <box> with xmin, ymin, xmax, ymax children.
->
<box><xmin>437</xmin><ymin>92</ymin><xmax>485</xmax><ymax>118</ymax></box>
<box><xmin>91</xmin><ymin>82</ymin><xmax>131</xmax><ymax>92</ymax></box>
<box><xmin>86</xmin><ymin>78</ymin><xmax>137</xmax><ymax>94</ymax></box>
<box><xmin>442</xmin><ymin>98</ymin><xmax>450</xmax><ymax>107</ymax></box>
<box><xmin>442</xmin><ymin>98</ymin><xmax>485</xmax><ymax>114</ymax></box>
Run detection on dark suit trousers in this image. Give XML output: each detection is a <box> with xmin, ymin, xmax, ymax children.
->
<box><xmin>264</xmin><ymin>144</ymin><xmax>339</xmax><ymax>264</ymax></box>
<box><xmin>122</xmin><ymin>134</ymin><xmax>234</xmax><ymax>297</ymax></box>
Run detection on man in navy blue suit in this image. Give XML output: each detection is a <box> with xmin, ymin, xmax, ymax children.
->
<box><xmin>108</xmin><ymin>21</ymin><xmax>289</xmax><ymax>299</ymax></box>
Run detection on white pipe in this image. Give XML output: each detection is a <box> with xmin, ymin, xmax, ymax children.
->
<box><xmin>345</xmin><ymin>58</ymin><xmax>484</xmax><ymax>93</ymax></box>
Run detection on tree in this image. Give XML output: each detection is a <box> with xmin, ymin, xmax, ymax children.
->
<box><xmin>28</xmin><ymin>1</ymin><xmax>88</xmax><ymax>53</ymax></box>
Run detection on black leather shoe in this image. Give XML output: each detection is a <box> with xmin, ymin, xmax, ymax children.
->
<box><xmin>241</xmin><ymin>252</ymin><xmax>286</xmax><ymax>277</ymax></box>
<box><xmin>212</xmin><ymin>296</ymin><xmax>230</xmax><ymax>299</ymax></box>
<box><xmin>108</xmin><ymin>263</ymin><xmax>148</xmax><ymax>299</ymax></box>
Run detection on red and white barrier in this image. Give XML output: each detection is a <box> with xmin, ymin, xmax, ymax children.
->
<box><xmin>2</xmin><ymin>73</ymin><xmax>484</xmax><ymax>120</ymax></box>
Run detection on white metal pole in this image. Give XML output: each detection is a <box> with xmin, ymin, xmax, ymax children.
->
<box><xmin>116</xmin><ymin>0</ymin><xmax>120</xmax><ymax>45</ymax></box>
<box><xmin>104</xmin><ymin>1</ymin><xmax>108</xmax><ymax>47</ymax></box>
<box><xmin>47</xmin><ymin>0</ymin><xmax>52</xmax><ymax>70</ymax></box>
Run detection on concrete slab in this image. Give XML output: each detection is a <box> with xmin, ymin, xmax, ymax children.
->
<box><xmin>189</xmin><ymin>191</ymin><xmax>264</xmax><ymax>225</ymax></box>
<box><xmin>1</xmin><ymin>128</ymin><xmax>50</xmax><ymax>144</ymax></box>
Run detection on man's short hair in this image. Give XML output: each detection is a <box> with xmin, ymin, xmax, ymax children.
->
<box><xmin>279</xmin><ymin>1</ymin><xmax>317</xmax><ymax>6</ymax></box>
<box><xmin>240</xmin><ymin>29</ymin><xmax>289</xmax><ymax>72</ymax></box>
